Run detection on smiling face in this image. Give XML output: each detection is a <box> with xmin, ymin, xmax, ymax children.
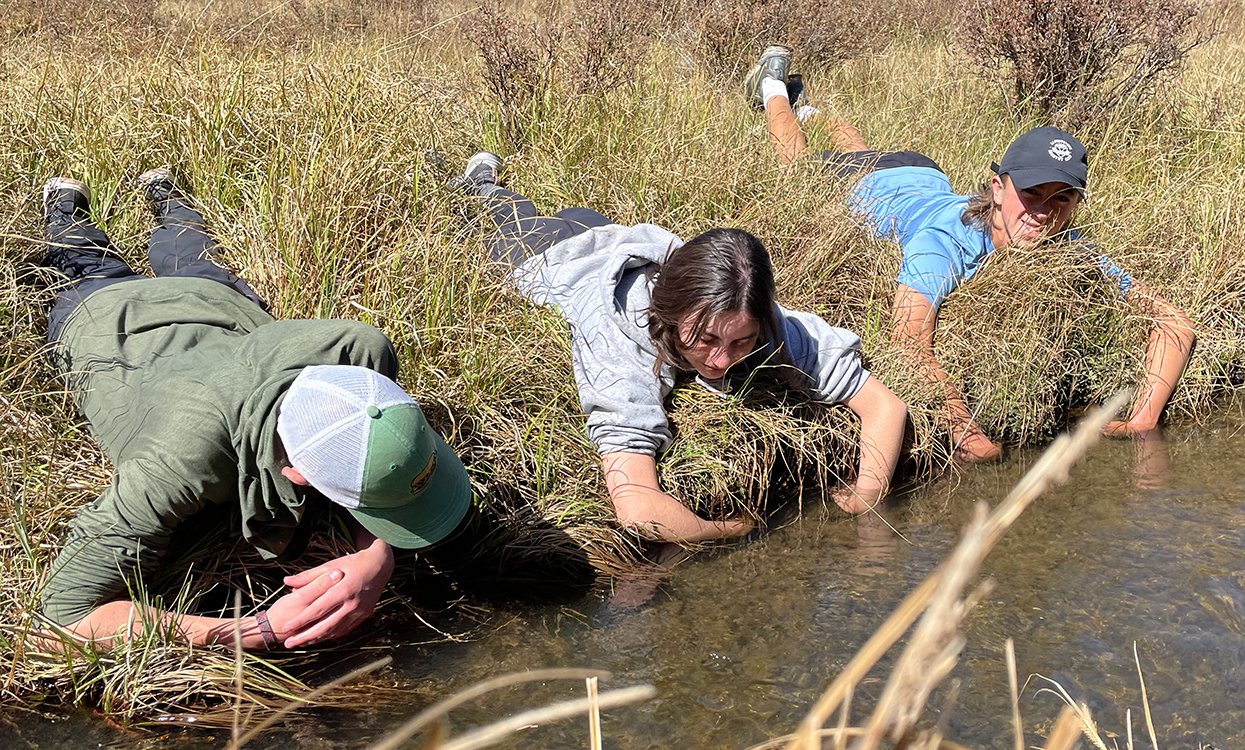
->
<box><xmin>989</xmin><ymin>175</ymin><xmax>1082</xmax><ymax>250</ymax></box>
<box><xmin>675</xmin><ymin>309</ymin><xmax>761</xmax><ymax>381</ymax></box>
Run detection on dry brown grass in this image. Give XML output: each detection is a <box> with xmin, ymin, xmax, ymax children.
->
<box><xmin>0</xmin><ymin>0</ymin><xmax>1241</xmax><ymax>725</ymax></box>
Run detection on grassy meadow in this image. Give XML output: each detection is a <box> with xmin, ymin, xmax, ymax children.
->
<box><xmin>1</xmin><ymin>0</ymin><xmax>1243</xmax><ymax>727</ymax></box>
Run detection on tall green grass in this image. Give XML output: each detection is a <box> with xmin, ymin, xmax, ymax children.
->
<box><xmin>0</xmin><ymin>0</ymin><xmax>1242</xmax><ymax>721</ymax></box>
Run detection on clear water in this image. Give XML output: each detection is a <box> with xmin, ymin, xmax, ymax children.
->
<box><xmin>4</xmin><ymin>421</ymin><xmax>1244</xmax><ymax>749</ymax></box>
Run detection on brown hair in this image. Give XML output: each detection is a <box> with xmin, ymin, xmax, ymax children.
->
<box><xmin>647</xmin><ymin>228</ymin><xmax>804</xmax><ymax>389</ymax></box>
<box><xmin>961</xmin><ymin>180</ymin><xmax>994</xmax><ymax>230</ymax></box>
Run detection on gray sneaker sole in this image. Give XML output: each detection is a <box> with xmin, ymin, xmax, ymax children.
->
<box><xmin>744</xmin><ymin>45</ymin><xmax>793</xmax><ymax>109</ymax></box>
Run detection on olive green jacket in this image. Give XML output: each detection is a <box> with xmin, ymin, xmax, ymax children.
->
<box><xmin>41</xmin><ymin>277</ymin><xmax>397</xmax><ymax>625</ymax></box>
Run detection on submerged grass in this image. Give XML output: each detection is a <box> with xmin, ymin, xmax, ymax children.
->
<box><xmin>0</xmin><ymin>0</ymin><xmax>1242</xmax><ymax>723</ymax></box>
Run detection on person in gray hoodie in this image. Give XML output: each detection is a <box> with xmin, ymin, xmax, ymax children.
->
<box><xmin>455</xmin><ymin>153</ymin><xmax>908</xmax><ymax>544</ymax></box>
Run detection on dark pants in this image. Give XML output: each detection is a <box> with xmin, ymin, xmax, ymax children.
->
<box><xmin>479</xmin><ymin>186</ymin><xmax>613</xmax><ymax>269</ymax></box>
<box><xmin>43</xmin><ymin>197</ymin><xmax>266</xmax><ymax>341</ymax></box>
<box><xmin>814</xmin><ymin>149</ymin><xmax>944</xmax><ymax>179</ymax></box>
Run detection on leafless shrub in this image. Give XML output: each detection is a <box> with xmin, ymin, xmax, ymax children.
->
<box><xmin>174</xmin><ymin>0</ymin><xmax>437</xmax><ymax>49</ymax></box>
<box><xmin>684</xmin><ymin>0</ymin><xmax>902</xmax><ymax>80</ymax></box>
<box><xmin>474</xmin><ymin>2</ymin><xmax>564</xmax><ymax>149</ymax></box>
<box><xmin>569</xmin><ymin>0</ymin><xmax>663</xmax><ymax>95</ymax></box>
<box><xmin>0</xmin><ymin>0</ymin><xmax>434</xmax><ymax>52</ymax></box>
<box><xmin>956</xmin><ymin>0</ymin><xmax>1218</xmax><ymax>127</ymax></box>
<box><xmin>473</xmin><ymin>0</ymin><xmax>660</xmax><ymax>149</ymax></box>
<box><xmin>0</xmin><ymin>0</ymin><xmax>157</xmax><ymax>48</ymax></box>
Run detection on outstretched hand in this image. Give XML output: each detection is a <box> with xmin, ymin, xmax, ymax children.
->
<box><xmin>1102</xmin><ymin>419</ymin><xmax>1156</xmax><ymax>439</ymax></box>
<box><xmin>268</xmin><ymin>541</ymin><xmax>396</xmax><ymax>648</ymax></box>
<box><xmin>950</xmin><ymin>421</ymin><xmax>1003</xmax><ymax>463</ymax></box>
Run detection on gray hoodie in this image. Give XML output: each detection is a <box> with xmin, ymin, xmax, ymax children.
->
<box><xmin>514</xmin><ymin>224</ymin><xmax>868</xmax><ymax>456</ymax></box>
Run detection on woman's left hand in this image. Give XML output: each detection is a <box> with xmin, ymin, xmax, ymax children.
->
<box><xmin>1102</xmin><ymin>418</ymin><xmax>1157</xmax><ymax>439</ymax></box>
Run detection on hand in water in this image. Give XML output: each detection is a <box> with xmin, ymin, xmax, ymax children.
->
<box><xmin>1102</xmin><ymin>418</ymin><xmax>1158</xmax><ymax>439</ymax></box>
<box><xmin>830</xmin><ymin>485</ymin><xmax>878</xmax><ymax>514</ymax></box>
<box><xmin>950</xmin><ymin>421</ymin><xmax>1003</xmax><ymax>463</ymax></box>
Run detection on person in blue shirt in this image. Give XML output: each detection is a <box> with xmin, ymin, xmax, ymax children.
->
<box><xmin>743</xmin><ymin>45</ymin><xmax>1196</xmax><ymax>462</ymax></box>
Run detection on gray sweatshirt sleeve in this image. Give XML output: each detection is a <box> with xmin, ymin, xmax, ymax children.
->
<box><xmin>571</xmin><ymin>319</ymin><xmax>671</xmax><ymax>456</ymax></box>
<box><xmin>778</xmin><ymin>306</ymin><xmax>869</xmax><ymax>403</ymax></box>
<box><xmin>513</xmin><ymin>224</ymin><xmax>680</xmax><ymax>457</ymax></box>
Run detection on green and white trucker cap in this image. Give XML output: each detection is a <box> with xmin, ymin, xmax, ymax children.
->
<box><xmin>276</xmin><ymin>365</ymin><xmax>471</xmax><ymax>549</ymax></box>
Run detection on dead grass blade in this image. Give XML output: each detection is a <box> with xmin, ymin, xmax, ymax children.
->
<box><xmin>1034</xmin><ymin>676</ymin><xmax>1111</xmax><ymax>750</ymax></box>
<box><xmin>586</xmin><ymin>676</ymin><xmax>602</xmax><ymax>750</ymax></box>
<box><xmin>1041</xmin><ymin>705</ymin><xmax>1086</xmax><ymax>750</ymax></box>
<box><xmin>1006</xmin><ymin>638</ymin><xmax>1023</xmax><ymax>750</ymax></box>
<box><xmin>785</xmin><ymin>391</ymin><xmax>1129</xmax><ymax>749</ymax></box>
<box><xmin>367</xmin><ymin>668</ymin><xmax>611</xmax><ymax>750</ymax></box>
<box><xmin>431</xmin><ymin>685</ymin><xmax>656</xmax><ymax>750</ymax></box>
<box><xmin>1134</xmin><ymin>642</ymin><xmax>1159</xmax><ymax>750</ymax></box>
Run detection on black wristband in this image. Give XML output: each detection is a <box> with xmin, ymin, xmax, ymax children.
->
<box><xmin>255</xmin><ymin>610</ymin><xmax>278</xmax><ymax>650</ymax></box>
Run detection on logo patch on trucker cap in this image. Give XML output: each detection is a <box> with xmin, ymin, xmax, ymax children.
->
<box><xmin>410</xmin><ymin>452</ymin><xmax>437</xmax><ymax>497</ymax></box>
<box><xmin>1048</xmin><ymin>139</ymin><xmax>1074</xmax><ymax>162</ymax></box>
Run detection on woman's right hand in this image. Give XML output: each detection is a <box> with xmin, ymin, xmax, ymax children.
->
<box><xmin>603</xmin><ymin>451</ymin><xmax>756</xmax><ymax>544</ymax></box>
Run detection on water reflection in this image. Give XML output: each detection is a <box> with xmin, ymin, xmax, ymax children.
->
<box><xmin>606</xmin><ymin>542</ymin><xmax>692</xmax><ymax>610</ymax></box>
<box><xmin>473</xmin><ymin>425</ymin><xmax>1245</xmax><ymax>748</ymax></box>
<box><xmin>846</xmin><ymin>508</ymin><xmax>902</xmax><ymax>578</ymax></box>
<box><xmin>1128</xmin><ymin>427</ymin><xmax>1170</xmax><ymax>494</ymax></box>
<box><xmin>608</xmin><ymin>506</ymin><xmax>905</xmax><ymax>612</ymax></box>
<box><xmin>8</xmin><ymin>422</ymin><xmax>1245</xmax><ymax>748</ymax></box>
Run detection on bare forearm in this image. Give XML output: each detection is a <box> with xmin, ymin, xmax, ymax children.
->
<box><xmin>602</xmin><ymin>451</ymin><xmax>751</xmax><ymax>544</ymax></box>
<box><xmin>891</xmin><ymin>284</ymin><xmax>1001</xmax><ymax>462</ymax></box>
<box><xmin>904</xmin><ymin>346</ymin><xmax>977</xmax><ymax>426</ymax></box>
<box><xmin>1105</xmin><ymin>283</ymin><xmax>1196</xmax><ymax>436</ymax></box>
<box><xmin>853</xmin><ymin>409</ymin><xmax>906</xmax><ymax>505</ymax></box>
<box><xmin>65</xmin><ymin>600</ymin><xmax>268</xmax><ymax>650</ymax></box>
<box><xmin>892</xmin><ymin>286</ymin><xmax>974</xmax><ymax>426</ymax></box>
<box><xmin>839</xmin><ymin>378</ymin><xmax>907</xmax><ymax>513</ymax></box>
<box><xmin>610</xmin><ymin>487</ymin><xmax>751</xmax><ymax>543</ymax></box>
<box><xmin>1128</xmin><ymin>319</ymin><xmax>1195</xmax><ymax>429</ymax></box>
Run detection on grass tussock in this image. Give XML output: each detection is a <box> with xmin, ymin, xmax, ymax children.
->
<box><xmin>0</xmin><ymin>0</ymin><xmax>1242</xmax><ymax>723</ymax></box>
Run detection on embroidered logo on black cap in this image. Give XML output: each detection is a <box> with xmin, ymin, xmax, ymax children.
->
<box><xmin>1048</xmin><ymin>139</ymin><xmax>1074</xmax><ymax>162</ymax></box>
<box><xmin>410</xmin><ymin>452</ymin><xmax>437</xmax><ymax>497</ymax></box>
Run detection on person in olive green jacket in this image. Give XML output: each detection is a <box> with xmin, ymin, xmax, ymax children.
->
<box><xmin>38</xmin><ymin>169</ymin><xmax>472</xmax><ymax>651</ymax></box>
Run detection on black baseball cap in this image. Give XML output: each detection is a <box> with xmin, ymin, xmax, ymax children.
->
<box><xmin>991</xmin><ymin>126</ymin><xmax>1089</xmax><ymax>197</ymax></box>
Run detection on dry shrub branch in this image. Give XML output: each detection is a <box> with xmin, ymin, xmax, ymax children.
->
<box><xmin>682</xmin><ymin>0</ymin><xmax>902</xmax><ymax>80</ymax></box>
<box><xmin>473</xmin><ymin>0</ymin><xmax>660</xmax><ymax>149</ymax></box>
<box><xmin>956</xmin><ymin>0</ymin><xmax>1218</xmax><ymax>127</ymax></box>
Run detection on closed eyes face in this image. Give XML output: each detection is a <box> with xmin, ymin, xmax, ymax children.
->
<box><xmin>991</xmin><ymin>176</ymin><xmax>1082</xmax><ymax>249</ymax></box>
<box><xmin>675</xmin><ymin>310</ymin><xmax>761</xmax><ymax>381</ymax></box>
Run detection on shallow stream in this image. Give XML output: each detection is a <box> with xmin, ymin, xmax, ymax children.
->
<box><xmin>5</xmin><ymin>419</ymin><xmax>1244</xmax><ymax>748</ymax></box>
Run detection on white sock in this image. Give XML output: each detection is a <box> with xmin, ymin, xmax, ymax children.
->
<box><xmin>795</xmin><ymin>104</ymin><xmax>821</xmax><ymax>123</ymax></box>
<box><xmin>761</xmin><ymin>77</ymin><xmax>789</xmax><ymax>106</ymax></box>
